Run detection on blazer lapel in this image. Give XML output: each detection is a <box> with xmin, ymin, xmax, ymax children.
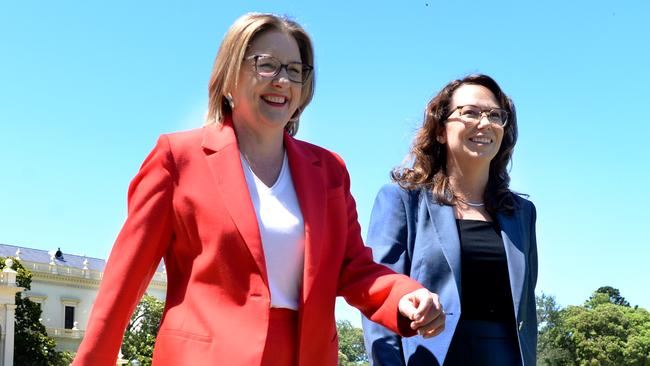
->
<box><xmin>419</xmin><ymin>192</ymin><xmax>462</xmax><ymax>365</ymax></box>
<box><xmin>423</xmin><ymin>192</ymin><xmax>462</xmax><ymax>296</ymax></box>
<box><xmin>201</xmin><ymin>120</ymin><xmax>268</xmax><ymax>285</ymax></box>
<box><xmin>497</xmin><ymin>212</ymin><xmax>526</xmax><ymax>320</ymax></box>
<box><xmin>284</xmin><ymin>134</ymin><xmax>324</xmax><ymax>303</ymax></box>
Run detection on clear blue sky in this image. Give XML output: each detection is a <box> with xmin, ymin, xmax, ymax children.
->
<box><xmin>2</xmin><ymin>0</ymin><xmax>649</xmax><ymax>327</ymax></box>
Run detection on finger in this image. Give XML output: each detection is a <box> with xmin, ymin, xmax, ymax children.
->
<box><xmin>411</xmin><ymin>299</ymin><xmax>443</xmax><ymax>328</ymax></box>
<box><xmin>410</xmin><ymin>290</ymin><xmax>433</xmax><ymax>321</ymax></box>
<box><xmin>410</xmin><ymin>306</ymin><xmax>443</xmax><ymax>329</ymax></box>
<box><xmin>416</xmin><ymin>312</ymin><xmax>446</xmax><ymax>338</ymax></box>
<box><xmin>398</xmin><ymin>294</ymin><xmax>417</xmax><ymax>319</ymax></box>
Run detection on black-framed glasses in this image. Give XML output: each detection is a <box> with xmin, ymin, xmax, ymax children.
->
<box><xmin>447</xmin><ymin>105</ymin><xmax>509</xmax><ymax>127</ymax></box>
<box><xmin>246</xmin><ymin>54</ymin><xmax>313</xmax><ymax>84</ymax></box>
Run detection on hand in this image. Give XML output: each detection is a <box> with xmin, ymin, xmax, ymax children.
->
<box><xmin>398</xmin><ymin>288</ymin><xmax>445</xmax><ymax>338</ymax></box>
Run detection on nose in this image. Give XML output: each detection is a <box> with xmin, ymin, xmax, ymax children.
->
<box><xmin>272</xmin><ymin>66</ymin><xmax>291</xmax><ymax>87</ymax></box>
<box><xmin>476</xmin><ymin>113</ymin><xmax>492</xmax><ymax>128</ymax></box>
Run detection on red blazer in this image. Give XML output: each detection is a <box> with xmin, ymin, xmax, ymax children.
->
<box><xmin>73</xmin><ymin>120</ymin><xmax>421</xmax><ymax>366</ymax></box>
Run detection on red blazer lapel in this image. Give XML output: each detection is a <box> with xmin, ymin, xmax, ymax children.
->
<box><xmin>202</xmin><ymin>120</ymin><xmax>268</xmax><ymax>286</ymax></box>
<box><xmin>284</xmin><ymin>134</ymin><xmax>325</xmax><ymax>303</ymax></box>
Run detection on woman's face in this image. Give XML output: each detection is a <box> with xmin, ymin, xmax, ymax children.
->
<box><xmin>230</xmin><ymin>29</ymin><xmax>302</xmax><ymax>134</ymax></box>
<box><xmin>439</xmin><ymin>84</ymin><xmax>505</xmax><ymax>166</ymax></box>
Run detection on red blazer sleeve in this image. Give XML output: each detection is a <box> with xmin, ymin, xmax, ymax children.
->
<box><xmin>334</xmin><ymin>158</ymin><xmax>421</xmax><ymax>337</ymax></box>
<box><xmin>73</xmin><ymin>136</ymin><xmax>175</xmax><ymax>365</ymax></box>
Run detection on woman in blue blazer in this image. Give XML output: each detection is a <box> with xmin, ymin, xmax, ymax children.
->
<box><xmin>362</xmin><ymin>74</ymin><xmax>537</xmax><ymax>366</ymax></box>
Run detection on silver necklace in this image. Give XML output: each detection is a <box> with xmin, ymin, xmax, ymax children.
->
<box><xmin>456</xmin><ymin>197</ymin><xmax>485</xmax><ymax>207</ymax></box>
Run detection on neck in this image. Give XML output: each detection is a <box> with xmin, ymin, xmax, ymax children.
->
<box><xmin>233</xmin><ymin>122</ymin><xmax>285</xmax><ymax>166</ymax></box>
<box><xmin>446</xmin><ymin>159</ymin><xmax>490</xmax><ymax>203</ymax></box>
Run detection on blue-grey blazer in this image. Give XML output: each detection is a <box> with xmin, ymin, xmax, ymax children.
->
<box><xmin>362</xmin><ymin>183</ymin><xmax>538</xmax><ymax>366</ymax></box>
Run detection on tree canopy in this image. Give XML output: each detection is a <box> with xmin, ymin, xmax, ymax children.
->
<box><xmin>121</xmin><ymin>293</ymin><xmax>165</xmax><ymax>366</ymax></box>
<box><xmin>538</xmin><ymin>287</ymin><xmax>650</xmax><ymax>366</ymax></box>
<box><xmin>337</xmin><ymin>319</ymin><xmax>369</xmax><ymax>366</ymax></box>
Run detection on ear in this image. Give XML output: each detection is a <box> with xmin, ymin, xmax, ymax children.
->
<box><xmin>225</xmin><ymin>93</ymin><xmax>235</xmax><ymax>109</ymax></box>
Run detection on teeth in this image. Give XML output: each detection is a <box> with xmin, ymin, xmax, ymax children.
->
<box><xmin>262</xmin><ymin>95</ymin><xmax>286</xmax><ymax>104</ymax></box>
<box><xmin>470</xmin><ymin>137</ymin><xmax>491</xmax><ymax>144</ymax></box>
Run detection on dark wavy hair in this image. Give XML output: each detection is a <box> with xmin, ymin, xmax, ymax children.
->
<box><xmin>391</xmin><ymin>74</ymin><xmax>519</xmax><ymax>214</ymax></box>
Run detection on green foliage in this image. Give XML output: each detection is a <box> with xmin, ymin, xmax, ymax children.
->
<box><xmin>537</xmin><ymin>293</ymin><xmax>574</xmax><ymax>365</ymax></box>
<box><xmin>537</xmin><ymin>292</ymin><xmax>562</xmax><ymax>331</ymax></box>
<box><xmin>0</xmin><ymin>257</ymin><xmax>71</xmax><ymax>366</ymax></box>
<box><xmin>587</xmin><ymin>286</ymin><xmax>630</xmax><ymax>308</ymax></box>
<box><xmin>336</xmin><ymin>319</ymin><xmax>369</xmax><ymax>366</ymax></box>
<box><xmin>537</xmin><ymin>287</ymin><xmax>650</xmax><ymax>366</ymax></box>
<box><xmin>121</xmin><ymin>294</ymin><xmax>165</xmax><ymax>366</ymax></box>
<box><xmin>59</xmin><ymin>351</ymin><xmax>75</xmax><ymax>365</ymax></box>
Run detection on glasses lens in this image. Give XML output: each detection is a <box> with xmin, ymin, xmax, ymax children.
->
<box><xmin>300</xmin><ymin>65</ymin><xmax>312</xmax><ymax>83</ymax></box>
<box><xmin>255</xmin><ymin>56</ymin><xmax>281</xmax><ymax>77</ymax></box>
<box><xmin>460</xmin><ymin>106</ymin><xmax>481</xmax><ymax>121</ymax></box>
<box><xmin>286</xmin><ymin>63</ymin><xmax>303</xmax><ymax>83</ymax></box>
<box><xmin>488</xmin><ymin>109</ymin><xmax>508</xmax><ymax>126</ymax></box>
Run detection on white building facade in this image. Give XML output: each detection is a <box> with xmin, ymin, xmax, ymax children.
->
<box><xmin>0</xmin><ymin>243</ymin><xmax>167</xmax><ymax>359</ymax></box>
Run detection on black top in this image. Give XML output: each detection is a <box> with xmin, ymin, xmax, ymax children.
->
<box><xmin>456</xmin><ymin>219</ymin><xmax>516</xmax><ymax>324</ymax></box>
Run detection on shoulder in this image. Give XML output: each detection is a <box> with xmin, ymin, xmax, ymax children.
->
<box><xmin>512</xmin><ymin>193</ymin><xmax>536</xmax><ymax>213</ymax></box>
<box><xmin>375</xmin><ymin>182</ymin><xmax>425</xmax><ymax>209</ymax></box>
<box><xmin>291</xmin><ymin>137</ymin><xmax>345</xmax><ymax>166</ymax></box>
<box><xmin>511</xmin><ymin>193</ymin><xmax>537</xmax><ymax>224</ymax></box>
<box><xmin>288</xmin><ymin>137</ymin><xmax>352</xmax><ymax>186</ymax></box>
<box><xmin>377</xmin><ymin>182</ymin><xmax>408</xmax><ymax>200</ymax></box>
<box><xmin>161</xmin><ymin>127</ymin><xmax>204</xmax><ymax>149</ymax></box>
<box><xmin>151</xmin><ymin>127</ymin><xmax>208</xmax><ymax>166</ymax></box>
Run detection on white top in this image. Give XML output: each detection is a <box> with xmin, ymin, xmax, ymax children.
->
<box><xmin>240</xmin><ymin>152</ymin><xmax>305</xmax><ymax>310</ymax></box>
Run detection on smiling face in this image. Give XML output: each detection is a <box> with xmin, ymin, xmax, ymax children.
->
<box><xmin>439</xmin><ymin>84</ymin><xmax>505</xmax><ymax>167</ymax></box>
<box><xmin>229</xmin><ymin>29</ymin><xmax>302</xmax><ymax>136</ymax></box>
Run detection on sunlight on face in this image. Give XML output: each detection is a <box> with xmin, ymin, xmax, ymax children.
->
<box><xmin>441</xmin><ymin>84</ymin><xmax>505</xmax><ymax>166</ymax></box>
<box><xmin>230</xmin><ymin>29</ymin><xmax>303</xmax><ymax>135</ymax></box>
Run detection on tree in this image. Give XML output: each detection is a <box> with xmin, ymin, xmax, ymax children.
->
<box><xmin>538</xmin><ymin>287</ymin><xmax>650</xmax><ymax>366</ymax></box>
<box><xmin>121</xmin><ymin>294</ymin><xmax>165</xmax><ymax>366</ymax></box>
<box><xmin>587</xmin><ymin>286</ymin><xmax>631</xmax><ymax>308</ymax></box>
<box><xmin>537</xmin><ymin>293</ymin><xmax>573</xmax><ymax>365</ymax></box>
<box><xmin>537</xmin><ymin>292</ymin><xmax>562</xmax><ymax>331</ymax></box>
<box><xmin>0</xmin><ymin>257</ymin><xmax>73</xmax><ymax>366</ymax></box>
<box><xmin>336</xmin><ymin>319</ymin><xmax>369</xmax><ymax>366</ymax></box>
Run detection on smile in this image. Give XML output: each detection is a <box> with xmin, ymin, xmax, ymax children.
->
<box><xmin>261</xmin><ymin>95</ymin><xmax>287</xmax><ymax>105</ymax></box>
<box><xmin>469</xmin><ymin>136</ymin><xmax>492</xmax><ymax>144</ymax></box>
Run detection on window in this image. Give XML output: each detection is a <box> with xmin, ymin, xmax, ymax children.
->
<box><xmin>60</xmin><ymin>297</ymin><xmax>80</xmax><ymax>329</ymax></box>
<box><xmin>64</xmin><ymin>306</ymin><xmax>75</xmax><ymax>329</ymax></box>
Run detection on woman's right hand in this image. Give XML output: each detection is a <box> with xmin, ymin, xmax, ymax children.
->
<box><xmin>398</xmin><ymin>288</ymin><xmax>446</xmax><ymax>338</ymax></box>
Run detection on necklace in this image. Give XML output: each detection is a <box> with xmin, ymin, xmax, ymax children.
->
<box><xmin>456</xmin><ymin>197</ymin><xmax>485</xmax><ymax>207</ymax></box>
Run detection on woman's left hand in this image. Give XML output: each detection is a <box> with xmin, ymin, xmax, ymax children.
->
<box><xmin>398</xmin><ymin>288</ymin><xmax>446</xmax><ymax>338</ymax></box>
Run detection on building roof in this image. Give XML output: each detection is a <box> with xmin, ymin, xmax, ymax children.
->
<box><xmin>0</xmin><ymin>243</ymin><xmax>165</xmax><ymax>273</ymax></box>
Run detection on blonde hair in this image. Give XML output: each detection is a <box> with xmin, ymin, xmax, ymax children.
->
<box><xmin>206</xmin><ymin>13</ymin><xmax>315</xmax><ymax>136</ymax></box>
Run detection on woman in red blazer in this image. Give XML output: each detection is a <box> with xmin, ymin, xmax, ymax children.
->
<box><xmin>73</xmin><ymin>13</ymin><xmax>445</xmax><ymax>366</ymax></box>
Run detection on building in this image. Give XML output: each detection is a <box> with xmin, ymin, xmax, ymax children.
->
<box><xmin>0</xmin><ymin>257</ymin><xmax>22</xmax><ymax>366</ymax></box>
<box><xmin>0</xmin><ymin>243</ymin><xmax>167</xmax><ymax>355</ymax></box>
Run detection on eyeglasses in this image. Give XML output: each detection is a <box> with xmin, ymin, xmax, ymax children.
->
<box><xmin>246</xmin><ymin>54</ymin><xmax>313</xmax><ymax>84</ymax></box>
<box><xmin>447</xmin><ymin>105</ymin><xmax>509</xmax><ymax>127</ymax></box>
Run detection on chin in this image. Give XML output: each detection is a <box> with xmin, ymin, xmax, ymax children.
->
<box><xmin>257</xmin><ymin>113</ymin><xmax>290</xmax><ymax>127</ymax></box>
